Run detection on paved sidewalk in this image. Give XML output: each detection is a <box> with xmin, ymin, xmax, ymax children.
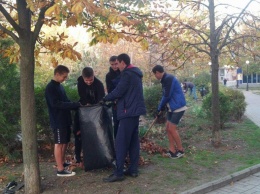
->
<box><xmin>243</xmin><ymin>91</ymin><xmax>260</xmax><ymax>127</ymax></box>
<box><xmin>181</xmin><ymin>90</ymin><xmax>260</xmax><ymax>194</ymax></box>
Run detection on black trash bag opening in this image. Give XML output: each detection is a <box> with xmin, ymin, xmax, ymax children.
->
<box><xmin>78</xmin><ymin>105</ymin><xmax>115</xmax><ymax>171</ymax></box>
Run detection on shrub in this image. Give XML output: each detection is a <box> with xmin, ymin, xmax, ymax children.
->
<box><xmin>202</xmin><ymin>91</ymin><xmax>232</xmax><ymax>129</ymax></box>
<box><xmin>220</xmin><ymin>87</ymin><xmax>246</xmax><ymax>121</ymax></box>
<box><xmin>193</xmin><ymin>71</ymin><xmax>211</xmax><ymax>90</ymax></box>
<box><xmin>0</xmin><ymin>39</ymin><xmax>21</xmax><ymax>159</ymax></box>
<box><xmin>143</xmin><ymin>84</ymin><xmax>162</xmax><ymax>117</ymax></box>
<box><xmin>35</xmin><ymin>86</ymin><xmax>52</xmax><ymax>141</ymax></box>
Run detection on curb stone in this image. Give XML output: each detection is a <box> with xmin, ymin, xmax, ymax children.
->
<box><xmin>180</xmin><ymin>163</ymin><xmax>260</xmax><ymax>194</ymax></box>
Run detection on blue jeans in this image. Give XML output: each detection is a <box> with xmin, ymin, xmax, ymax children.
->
<box><xmin>190</xmin><ymin>86</ymin><xmax>197</xmax><ymax>100</ymax></box>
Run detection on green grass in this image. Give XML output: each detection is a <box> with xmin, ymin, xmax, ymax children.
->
<box><xmin>138</xmin><ymin>100</ymin><xmax>260</xmax><ymax>192</ymax></box>
<box><xmin>1</xmin><ymin>101</ymin><xmax>260</xmax><ymax>193</ymax></box>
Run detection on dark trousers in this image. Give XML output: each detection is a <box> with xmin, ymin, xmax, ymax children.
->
<box><xmin>114</xmin><ymin>116</ymin><xmax>140</xmax><ymax>177</ymax></box>
<box><xmin>112</xmin><ymin>105</ymin><xmax>119</xmax><ymax>138</ymax></box>
<box><xmin>73</xmin><ymin>110</ymin><xmax>82</xmax><ymax>163</ymax></box>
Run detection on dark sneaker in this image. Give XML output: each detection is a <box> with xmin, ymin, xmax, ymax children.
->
<box><xmin>177</xmin><ymin>150</ymin><xmax>185</xmax><ymax>157</ymax></box>
<box><xmin>6</xmin><ymin>181</ymin><xmax>17</xmax><ymax>190</ymax></box>
<box><xmin>63</xmin><ymin>162</ymin><xmax>71</xmax><ymax>168</ymax></box>
<box><xmin>57</xmin><ymin>169</ymin><xmax>76</xmax><ymax>177</ymax></box>
<box><xmin>166</xmin><ymin>150</ymin><xmax>182</xmax><ymax>159</ymax></box>
<box><xmin>123</xmin><ymin>171</ymin><xmax>138</xmax><ymax>178</ymax></box>
<box><xmin>103</xmin><ymin>174</ymin><xmax>125</xmax><ymax>182</ymax></box>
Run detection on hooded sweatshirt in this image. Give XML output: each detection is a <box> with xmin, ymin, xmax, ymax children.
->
<box><xmin>104</xmin><ymin>64</ymin><xmax>146</xmax><ymax>120</ymax></box>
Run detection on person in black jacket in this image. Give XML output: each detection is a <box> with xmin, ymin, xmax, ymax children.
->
<box><xmin>45</xmin><ymin>65</ymin><xmax>81</xmax><ymax>177</ymax></box>
<box><xmin>105</xmin><ymin>56</ymin><xmax>121</xmax><ymax>138</ymax></box>
<box><xmin>103</xmin><ymin>53</ymin><xmax>146</xmax><ymax>182</ymax></box>
<box><xmin>73</xmin><ymin>67</ymin><xmax>105</xmax><ymax>166</ymax></box>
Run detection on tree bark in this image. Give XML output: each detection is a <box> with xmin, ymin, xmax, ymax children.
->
<box><xmin>20</xmin><ymin>39</ymin><xmax>41</xmax><ymax>194</ymax></box>
<box><xmin>208</xmin><ymin>0</ymin><xmax>221</xmax><ymax>146</ymax></box>
<box><xmin>17</xmin><ymin>0</ymin><xmax>41</xmax><ymax>193</ymax></box>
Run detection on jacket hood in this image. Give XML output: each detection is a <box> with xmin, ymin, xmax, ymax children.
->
<box><xmin>125</xmin><ymin>64</ymin><xmax>143</xmax><ymax>78</ymax></box>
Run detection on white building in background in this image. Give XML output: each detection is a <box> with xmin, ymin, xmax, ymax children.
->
<box><xmin>218</xmin><ymin>65</ymin><xmax>260</xmax><ymax>88</ymax></box>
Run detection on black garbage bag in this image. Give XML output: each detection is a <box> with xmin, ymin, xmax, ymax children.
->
<box><xmin>78</xmin><ymin>105</ymin><xmax>115</xmax><ymax>171</ymax></box>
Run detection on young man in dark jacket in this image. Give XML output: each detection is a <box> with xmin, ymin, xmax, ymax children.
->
<box><xmin>103</xmin><ymin>53</ymin><xmax>146</xmax><ymax>182</ymax></box>
<box><xmin>45</xmin><ymin>65</ymin><xmax>81</xmax><ymax>176</ymax></box>
<box><xmin>73</xmin><ymin>67</ymin><xmax>105</xmax><ymax>166</ymax></box>
<box><xmin>152</xmin><ymin>65</ymin><xmax>187</xmax><ymax>159</ymax></box>
<box><xmin>105</xmin><ymin>56</ymin><xmax>120</xmax><ymax>138</ymax></box>
<box><xmin>77</xmin><ymin>67</ymin><xmax>105</xmax><ymax>106</ymax></box>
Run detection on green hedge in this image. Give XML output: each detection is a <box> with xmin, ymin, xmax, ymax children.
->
<box><xmin>143</xmin><ymin>84</ymin><xmax>162</xmax><ymax>117</ymax></box>
<box><xmin>0</xmin><ymin>39</ymin><xmax>21</xmax><ymax>159</ymax></box>
<box><xmin>202</xmin><ymin>88</ymin><xmax>246</xmax><ymax>129</ymax></box>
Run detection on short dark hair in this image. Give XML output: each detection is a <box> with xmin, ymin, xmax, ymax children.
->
<box><xmin>82</xmin><ymin>67</ymin><xmax>94</xmax><ymax>78</ymax></box>
<box><xmin>117</xmin><ymin>53</ymin><xmax>130</xmax><ymax>66</ymax></box>
<box><xmin>54</xmin><ymin>65</ymin><xmax>70</xmax><ymax>75</ymax></box>
<box><xmin>109</xmin><ymin>56</ymin><xmax>117</xmax><ymax>62</ymax></box>
<box><xmin>152</xmin><ymin>65</ymin><xmax>164</xmax><ymax>73</ymax></box>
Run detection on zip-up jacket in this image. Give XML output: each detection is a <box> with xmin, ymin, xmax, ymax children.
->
<box><xmin>77</xmin><ymin>76</ymin><xmax>105</xmax><ymax>105</ymax></box>
<box><xmin>104</xmin><ymin>64</ymin><xmax>146</xmax><ymax>120</ymax></box>
<box><xmin>105</xmin><ymin>67</ymin><xmax>121</xmax><ymax>93</ymax></box>
<box><xmin>158</xmin><ymin>73</ymin><xmax>186</xmax><ymax>112</ymax></box>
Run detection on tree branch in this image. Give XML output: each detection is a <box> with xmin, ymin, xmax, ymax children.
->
<box><xmin>33</xmin><ymin>1</ymin><xmax>55</xmax><ymax>44</ymax></box>
<box><xmin>0</xmin><ymin>23</ymin><xmax>19</xmax><ymax>43</ymax></box>
<box><xmin>0</xmin><ymin>3</ymin><xmax>21</xmax><ymax>34</ymax></box>
<box><xmin>219</xmin><ymin>0</ymin><xmax>254</xmax><ymax>50</ymax></box>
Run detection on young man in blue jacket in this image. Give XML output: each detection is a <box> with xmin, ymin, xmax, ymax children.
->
<box><xmin>103</xmin><ymin>53</ymin><xmax>146</xmax><ymax>182</ymax></box>
<box><xmin>45</xmin><ymin>65</ymin><xmax>81</xmax><ymax>176</ymax></box>
<box><xmin>152</xmin><ymin>65</ymin><xmax>187</xmax><ymax>159</ymax></box>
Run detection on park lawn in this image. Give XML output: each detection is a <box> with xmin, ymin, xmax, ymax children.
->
<box><xmin>0</xmin><ymin>107</ymin><xmax>260</xmax><ymax>194</ymax></box>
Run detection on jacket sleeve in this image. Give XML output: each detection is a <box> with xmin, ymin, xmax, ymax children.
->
<box><xmin>158</xmin><ymin>76</ymin><xmax>173</xmax><ymax>111</ymax></box>
<box><xmin>104</xmin><ymin>72</ymin><xmax>130</xmax><ymax>101</ymax></box>
<box><xmin>77</xmin><ymin>77</ymin><xmax>87</xmax><ymax>105</ymax></box>
<box><xmin>45</xmin><ymin>86</ymin><xmax>80</xmax><ymax>110</ymax></box>
<box><xmin>105</xmin><ymin>73</ymin><xmax>112</xmax><ymax>93</ymax></box>
<box><xmin>96</xmin><ymin>80</ymin><xmax>105</xmax><ymax>102</ymax></box>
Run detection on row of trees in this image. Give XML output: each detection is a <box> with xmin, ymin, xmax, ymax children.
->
<box><xmin>0</xmin><ymin>0</ymin><xmax>259</xmax><ymax>193</ymax></box>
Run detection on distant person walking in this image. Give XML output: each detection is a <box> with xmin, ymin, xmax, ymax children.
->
<box><xmin>223</xmin><ymin>78</ymin><xmax>227</xmax><ymax>86</ymax></box>
<box><xmin>103</xmin><ymin>53</ymin><xmax>146</xmax><ymax>182</ymax></box>
<box><xmin>183</xmin><ymin>81</ymin><xmax>197</xmax><ymax>100</ymax></box>
<box><xmin>45</xmin><ymin>65</ymin><xmax>81</xmax><ymax>177</ymax></box>
<box><xmin>152</xmin><ymin>65</ymin><xmax>187</xmax><ymax>159</ymax></box>
<box><xmin>106</xmin><ymin>56</ymin><xmax>121</xmax><ymax>138</ymax></box>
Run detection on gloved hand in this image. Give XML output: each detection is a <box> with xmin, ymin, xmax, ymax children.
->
<box><xmin>99</xmin><ymin>100</ymin><xmax>105</xmax><ymax>105</ymax></box>
<box><xmin>99</xmin><ymin>97</ymin><xmax>106</xmax><ymax>105</ymax></box>
<box><xmin>156</xmin><ymin>110</ymin><xmax>162</xmax><ymax>117</ymax></box>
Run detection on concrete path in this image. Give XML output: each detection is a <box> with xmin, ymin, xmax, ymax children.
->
<box><xmin>243</xmin><ymin>91</ymin><xmax>260</xmax><ymax>127</ymax></box>
<box><xmin>207</xmin><ymin>171</ymin><xmax>260</xmax><ymax>194</ymax></box>
<box><xmin>181</xmin><ymin>90</ymin><xmax>260</xmax><ymax>194</ymax></box>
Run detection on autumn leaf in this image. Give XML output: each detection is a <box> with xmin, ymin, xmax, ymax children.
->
<box><xmin>45</xmin><ymin>4</ymin><xmax>58</xmax><ymax>16</ymax></box>
<box><xmin>71</xmin><ymin>2</ymin><xmax>85</xmax><ymax>14</ymax></box>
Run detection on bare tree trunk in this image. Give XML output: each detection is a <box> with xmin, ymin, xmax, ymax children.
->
<box><xmin>18</xmin><ymin>0</ymin><xmax>40</xmax><ymax>193</ymax></box>
<box><xmin>209</xmin><ymin>0</ymin><xmax>221</xmax><ymax>146</ymax></box>
<box><xmin>211</xmin><ymin>56</ymin><xmax>221</xmax><ymax>146</ymax></box>
<box><xmin>20</xmin><ymin>40</ymin><xmax>41</xmax><ymax>194</ymax></box>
